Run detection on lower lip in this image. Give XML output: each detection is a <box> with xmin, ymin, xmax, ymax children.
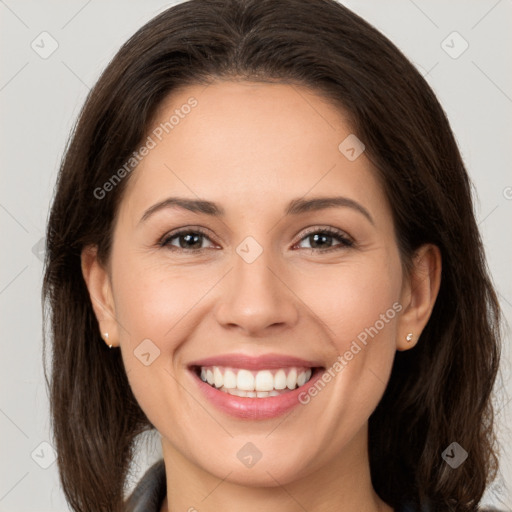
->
<box><xmin>189</xmin><ymin>367</ymin><xmax>325</xmax><ymax>420</ymax></box>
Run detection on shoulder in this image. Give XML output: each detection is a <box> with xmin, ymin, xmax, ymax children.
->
<box><xmin>124</xmin><ymin>459</ymin><xmax>166</xmax><ymax>512</ymax></box>
<box><xmin>121</xmin><ymin>468</ymin><xmax>507</xmax><ymax>512</ymax></box>
<box><xmin>396</xmin><ymin>501</ymin><xmax>507</xmax><ymax>512</ymax></box>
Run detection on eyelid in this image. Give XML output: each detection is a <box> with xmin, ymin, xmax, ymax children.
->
<box><xmin>158</xmin><ymin>226</ymin><xmax>218</xmax><ymax>248</ymax></box>
<box><xmin>159</xmin><ymin>224</ymin><xmax>354</xmax><ymax>253</ymax></box>
<box><xmin>295</xmin><ymin>225</ymin><xmax>354</xmax><ymax>245</ymax></box>
<box><xmin>292</xmin><ymin>225</ymin><xmax>354</xmax><ymax>252</ymax></box>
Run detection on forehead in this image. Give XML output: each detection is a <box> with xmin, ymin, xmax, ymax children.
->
<box><xmin>118</xmin><ymin>80</ymin><xmax>389</xmax><ymax>224</ymax></box>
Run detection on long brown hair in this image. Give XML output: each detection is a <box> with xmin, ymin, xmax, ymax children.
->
<box><xmin>42</xmin><ymin>0</ymin><xmax>502</xmax><ymax>510</ymax></box>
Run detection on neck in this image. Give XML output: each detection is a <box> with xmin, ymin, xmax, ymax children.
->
<box><xmin>159</xmin><ymin>424</ymin><xmax>393</xmax><ymax>512</ymax></box>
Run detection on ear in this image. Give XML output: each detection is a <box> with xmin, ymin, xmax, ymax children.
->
<box><xmin>81</xmin><ymin>245</ymin><xmax>120</xmax><ymax>348</ymax></box>
<box><xmin>396</xmin><ymin>244</ymin><xmax>442</xmax><ymax>351</ymax></box>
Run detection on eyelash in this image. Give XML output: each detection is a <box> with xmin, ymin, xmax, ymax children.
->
<box><xmin>158</xmin><ymin>226</ymin><xmax>354</xmax><ymax>254</ymax></box>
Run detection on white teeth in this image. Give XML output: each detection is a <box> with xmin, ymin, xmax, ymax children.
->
<box><xmin>223</xmin><ymin>369</ymin><xmax>237</xmax><ymax>389</ymax></box>
<box><xmin>286</xmin><ymin>368</ymin><xmax>297</xmax><ymax>390</ymax></box>
<box><xmin>214</xmin><ymin>367</ymin><xmax>223</xmax><ymax>388</ymax></box>
<box><xmin>274</xmin><ymin>369</ymin><xmax>287</xmax><ymax>390</ymax></box>
<box><xmin>219</xmin><ymin>387</ymin><xmax>288</xmax><ymax>398</ymax></box>
<box><xmin>237</xmin><ymin>369</ymin><xmax>255</xmax><ymax>391</ymax></box>
<box><xmin>224</xmin><ymin>388</ymin><xmax>244</xmax><ymax>397</ymax></box>
<box><xmin>198</xmin><ymin>365</ymin><xmax>316</xmax><ymax>396</ymax></box>
<box><xmin>254</xmin><ymin>370</ymin><xmax>274</xmax><ymax>391</ymax></box>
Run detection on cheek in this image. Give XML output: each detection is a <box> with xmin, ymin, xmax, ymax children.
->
<box><xmin>334</xmin><ymin>277</ymin><xmax>398</xmax><ymax>346</ymax></box>
<box><xmin>114</xmin><ymin>264</ymin><xmax>198</xmax><ymax>347</ymax></box>
<box><xmin>111</xmin><ymin>257</ymin><xmax>199</xmax><ymax>424</ymax></box>
<box><xmin>300</xmin><ymin>254</ymin><xmax>402</xmax><ymax>348</ymax></box>
<box><xmin>295</xmin><ymin>256</ymin><xmax>402</xmax><ymax>436</ymax></box>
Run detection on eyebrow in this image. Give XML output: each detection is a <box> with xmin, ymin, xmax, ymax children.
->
<box><xmin>139</xmin><ymin>196</ymin><xmax>374</xmax><ymax>225</ymax></box>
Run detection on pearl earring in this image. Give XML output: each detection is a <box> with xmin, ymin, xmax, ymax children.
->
<box><xmin>103</xmin><ymin>332</ymin><xmax>112</xmax><ymax>349</ymax></box>
<box><xmin>406</xmin><ymin>333</ymin><xmax>413</xmax><ymax>342</ymax></box>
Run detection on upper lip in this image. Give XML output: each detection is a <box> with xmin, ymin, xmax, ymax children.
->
<box><xmin>188</xmin><ymin>353</ymin><xmax>324</xmax><ymax>370</ymax></box>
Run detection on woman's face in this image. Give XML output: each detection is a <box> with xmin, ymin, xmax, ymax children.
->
<box><xmin>94</xmin><ymin>81</ymin><xmax>414</xmax><ymax>485</ymax></box>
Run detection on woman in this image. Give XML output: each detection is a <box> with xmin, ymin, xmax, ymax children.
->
<box><xmin>42</xmin><ymin>0</ymin><xmax>503</xmax><ymax>511</ymax></box>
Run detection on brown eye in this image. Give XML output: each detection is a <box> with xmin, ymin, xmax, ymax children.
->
<box><xmin>159</xmin><ymin>229</ymin><xmax>215</xmax><ymax>251</ymax></box>
<box><xmin>295</xmin><ymin>227</ymin><xmax>354</xmax><ymax>253</ymax></box>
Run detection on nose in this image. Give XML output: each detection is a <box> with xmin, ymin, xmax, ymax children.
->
<box><xmin>214</xmin><ymin>244</ymin><xmax>299</xmax><ymax>337</ymax></box>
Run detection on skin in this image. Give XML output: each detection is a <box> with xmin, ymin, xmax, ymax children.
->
<box><xmin>82</xmin><ymin>81</ymin><xmax>441</xmax><ymax>512</ymax></box>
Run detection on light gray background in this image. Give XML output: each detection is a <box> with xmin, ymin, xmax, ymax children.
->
<box><xmin>1</xmin><ymin>1</ymin><xmax>511</xmax><ymax>510</ymax></box>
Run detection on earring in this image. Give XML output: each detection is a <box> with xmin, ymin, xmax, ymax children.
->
<box><xmin>103</xmin><ymin>332</ymin><xmax>112</xmax><ymax>349</ymax></box>
<box><xmin>406</xmin><ymin>332</ymin><xmax>413</xmax><ymax>342</ymax></box>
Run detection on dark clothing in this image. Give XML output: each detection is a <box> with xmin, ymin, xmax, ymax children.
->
<box><xmin>123</xmin><ymin>458</ymin><xmax>502</xmax><ymax>512</ymax></box>
<box><xmin>124</xmin><ymin>459</ymin><xmax>167</xmax><ymax>512</ymax></box>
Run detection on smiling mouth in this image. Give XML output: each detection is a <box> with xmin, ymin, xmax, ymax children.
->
<box><xmin>191</xmin><ymin>365</ymin><xmax>324</xmax><ymax>398</ymax></box>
